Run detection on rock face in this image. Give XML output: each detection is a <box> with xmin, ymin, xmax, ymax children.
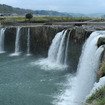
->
<box><xmin>97</xmin><ymin>38</ymin><xmax>105</xmax><ymax>80</ymax></box>
<box><xmin>97</xmin><ymin>49</ymin><xmax>105</xmax><ymax>80</ymax></box>
<box><xmin>4</xmin><ymin>28</ymin><xmax>16</xmax><ymax>52</ymax></box>
<box><xmin>29</xmin><ymin>26</ymin><xmax>64</xmax><ymax>54</ymax></box>
<box><xmin>70</xmin><ymin>26</ymin><xmax>90</xmax><ymax>43</ymax></box>
<box><xmin>3</xmin><ymin>24</ymin><xmax>105</xmax><ymax>75</ymax></box>
<box><xmin>97</xmin><ymin>37</ymin><xmax>105</xmax><ymax>47</ymax></box>
<box><xmin>4</xmin><ymin>25</ymin><xmax>91</xmax><ymax>54</ymax></box>
<box><xmin>4</xmin><ymin>25</ymin><xmax>68</xmax><ymax>54</ymax></box>
<box><xmin>3</xmin><ymin>25</ymin><xmax>91</xmax><ymax>69</ymax></box>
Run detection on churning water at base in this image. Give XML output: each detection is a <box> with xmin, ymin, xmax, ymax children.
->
<box><xmin>10</xmin><ymin>27</ymin><xmax>21</xmax><ymax>56</ymax></box>
<box><xmin>54</xmin><ymin>31</ymin><xmax>105</xmax><ymax>105</ymax></box>
<box><xmin>34</xmin><ymin>30</ymin><xmax>70</xmax><ymax>70</ymax></box>
<box><xmin>0</xmin><ymin>28</ymin><xmax>6</xmax><ymax>54</ymax></box>
<box><xmin>0</xmin><ymin>54</ymin><xmax>69</xmax><ymax>105</ymax></box>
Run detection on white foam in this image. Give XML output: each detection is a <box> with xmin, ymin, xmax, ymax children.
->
<box><xmin>9</xmin><ymin>52</ymin><xmax>21</xmax><ymax>56</ymax></box>
<box><xmin>32</xmin><ymin>58</ymin><xmax>68</xmax><ymax>70</ymax></box>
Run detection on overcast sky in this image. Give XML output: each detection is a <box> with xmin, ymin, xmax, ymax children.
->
<box><xmin>0</xmin><ymin>0</ymin><xmax>105</xmax><ymax>13</ymax></box>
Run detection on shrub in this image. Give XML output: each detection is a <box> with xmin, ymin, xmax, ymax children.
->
<box><xmin>25</xmin><ymin>13</ymin><xmax>33</xmax><ymax>20</ymax></box>
<box><xmin>86</xmin><ymin>86</ymin><xmax>105</xmax><ymax>103</ymax></box>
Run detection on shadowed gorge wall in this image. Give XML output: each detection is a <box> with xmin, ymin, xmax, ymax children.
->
<box><xmin>4</xmin><ymin>26</ymin><xmax>65</xmax><ymax>54</ymax></box>
<box><xmin>67</xmin><ymin>27</ymin><xmax>91</xmax><ymax>70</ymax></box>
<box><xmin>4</xmin><ymin>28</ymin><xmax>16</xmax><ymax>52</ymax></box>
<box><xmin>30</xmin><ymin>26</ymin><xmax>64</xmax><ymax>54</ymax></box>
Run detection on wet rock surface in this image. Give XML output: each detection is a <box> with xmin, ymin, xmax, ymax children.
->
<box><xmin>2</xmin><ymin>24</ymin><xmax>105</xmax><ymax>55</ymax></box>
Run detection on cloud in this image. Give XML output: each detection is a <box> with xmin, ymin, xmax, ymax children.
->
<box><xmin>0</xmin><ymin>0</ymin><xmax>18</xmax><ymax>5</ymax></box>
<box><xmin>0</xmin><ymin>0</ymin><xmax>105</xmax><ymax>13</ymax></box>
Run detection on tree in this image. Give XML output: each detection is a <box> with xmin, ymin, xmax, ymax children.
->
<box><xmin>25</xmin><ymin>13</ymin><xmax>33</xmax><ymax>20</ymax></box>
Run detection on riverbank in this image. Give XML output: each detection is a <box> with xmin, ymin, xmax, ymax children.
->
<box><xmin>2</xmin><ymin>21</ymin><xmax>105</xmax><ymax>25</ymax></box>
<box><xmin>1</xmin><ymin>22</ymin><xmax>105</xmax><ymax>31</ymax></box>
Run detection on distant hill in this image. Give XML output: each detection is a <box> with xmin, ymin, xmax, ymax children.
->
<box><xmin>0</xmin><ymin>4</ymin><xmax>72</xmax><ymax>16</ymax></box>
<box><xmin>0</xmin><ymin>4</ymin><xmax>34</xmax><ymax>15</ymax></box>
<box><xmin>0</xmin><ymin>4</ymin><xmax>105</xmax><ymax>17</ymax></box>
<box><xmin>34</xmin><ymin>10</ymin><xmax>72</xmax><ymax>16</ymax></box>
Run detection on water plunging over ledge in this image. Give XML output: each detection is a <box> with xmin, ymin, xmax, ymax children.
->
<box><xmin>34</xmin><ymin>30</ymin><xmax>71</xmax><ymax>70</ymax></box>
<box><xmin>10</xmin><ymin>27</ymin><xmax>21</xmax><ymax>56</ymax></box>
<box><xmin>26</xmin><ymin>28</ymin><xmax>31</xmax><ymax>56</ymax></box>
<box><xmin>55</xmin><ymin>31</ymin><xmax>105</xmax><ymax>105</ymax></box>
<box><xmin>0</xmin><ymin>28</ymin><xmax>6</xmax><ymax>53</ymax></box>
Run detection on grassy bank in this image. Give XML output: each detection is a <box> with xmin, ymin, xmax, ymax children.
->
<box><xmin>0</xmin><ymin>16</ymin><xmax>93</xmax><ymax>24</ymax></box>
<box><xmin>86</xmin><ymin>86</ymin><xmax>105</xmax><ymax>105</ymax></box>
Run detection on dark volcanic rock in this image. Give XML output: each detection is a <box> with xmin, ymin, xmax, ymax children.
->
<box><xmin>97</xmin><ymin>37</ymin><xmax>105</xmax><ymax>47</ymax></box>
<box><xmin>97</xmin><ymin>48</ymin><xmax>105</xmax><ymax>80</ymax></box>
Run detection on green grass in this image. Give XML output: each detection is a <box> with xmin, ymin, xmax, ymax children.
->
<box><xmin>96</xmin><ymin>98</ymin><xmax>105</xmax><ymax>105</ymax></box>
<box><xmin>0</xmin><ymin>16</ymin><xmax>93</xmax><ymax>24</ymax></box>
<box><xmin>86</xmin><ymin>86</ymin><xmax>105</xmax><ymax>104</ymax></box>
<box><xmin>1</xmin><ymin>16</ymin><xmax>105</xmax><ymax>25</ymax></box>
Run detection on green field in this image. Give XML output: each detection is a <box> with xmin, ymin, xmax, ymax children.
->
<box><xmin>0</xmin><ymin>16</ymin><xmax>93</xmax><ymax>23</ymax></box>
<box><xmin>0</xmin><ymin>16</ymin><xmax>105</xmax><ymax>26</ymax></box>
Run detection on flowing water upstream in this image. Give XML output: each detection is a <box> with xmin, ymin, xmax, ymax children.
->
<box><xmin>0</xmin><ymin>27</ymin><xmax>105</xmax><ymax>105</ymax></box>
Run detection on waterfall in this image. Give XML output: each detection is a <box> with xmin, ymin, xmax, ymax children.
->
<box><xmin>48</xmin><ymin>30</ymin><xmax>64</xmax><ymax>62</ymax></box>
<box><xmin>34</xmin><ymin>30</ymin><xmax>70</xmax><ymax>70</ymax></box>
<box><xmin>64</xmin><ymin>31</ymin><xmax>70</xmax><ymax>65</ymax></box>
<box><xmin>56</xmin><ymin>30</ymin><xmax>67</xmax><ymax>64</ymax></box>
<box><xmin>48</xmin><ymin>30</ymin><xmax>69</xmax><ymax>65</ymax></box>
<box><xmin>26</xmin><ymin>28</ymin><xmax>31</xmax><ymax>56</ymax></box>
<box><xmin>0</xmin><ymin>28</ymin><xmax>6</xmax><ymax>53</ymax></box>
<box><xmin>10</xmin><ymin>27</ymin><xmax>21</xmax><ymax>56</ymax></box>
<box><xmin>15</xmin><ymin>27</ymin><xmax>21</xmax><ymax>53</ymax></box>
<box><xmin>55</xmin><ymin>31</ymin><xmax>105</xmax><ymax>105</ymax></box>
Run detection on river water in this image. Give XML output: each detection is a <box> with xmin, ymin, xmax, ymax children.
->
<box><xmin>0</xmin><ymin>29</ymin><xmax>104</xmax><ymax>105</ymax></box>
<box><xmin>0</xmin><ymin>53</ymin><xmax>71</xmax><ymax>105</ymax></box>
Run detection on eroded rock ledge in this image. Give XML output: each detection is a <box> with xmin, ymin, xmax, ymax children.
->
<box><xmin>3</xmin><ymin>24</ymin><xmax>105</xmax><ymax>54</ymax></box>
<box><xmin>97</xmin><ymin>38</ymin><xmax>105</xmax><ymax>80</ymax></box>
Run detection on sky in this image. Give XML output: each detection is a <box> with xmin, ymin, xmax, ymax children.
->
<box><xmin>0</xmin><ymin>0</ymin><xmax>105</xmax><ymax>14</ymax></box>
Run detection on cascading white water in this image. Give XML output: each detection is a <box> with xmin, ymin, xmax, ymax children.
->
<box><xmin>64</xmin><ymin>31</ymin><xmax>70</xmax><ymax>65</ymax></box>
<box><xmin>55</xmin><ymin>31</ymin><xmax>105</xmax><ymax>105</ymax></box>
<box><xmin>26</xmin><ymin>28</ymin><xmax>31</xmax><ymax>56</ymax></box>
<box><xmin>10</xmin><ymin>27</ymin><xmax>21</xmax><ymax>56</ymax></box>
<box><xmin>0</xmin><ymin>28</ymin><xmax>6</xmax><ymax>53</ymax></box>
<box><xmin>15</xmin><ymin>27</ymin><xmax>21</xmax><ymax>53</ymax></box>
<box><xmin>34</xmin><ymin>30</ymin><xmax>70</xmax><ymax>70</ymax></box>
<box><xmin>56</xmin><ymin>31</ymin><xmax>67</xmax><ymax>64</ymax></box>
<box><xmin>48</xmin><ymin>30</ymin><xmax>64</xmax><ymax>62</ymax></box>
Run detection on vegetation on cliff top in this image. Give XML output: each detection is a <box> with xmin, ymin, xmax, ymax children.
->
<box><xmin>0</xmin><ymin>16</ymin><xmax>93</xmax><ymax>25</ymax></box>
<box><xmin>86</xmin><ymin>86</ymin><xmax>105</xmax><ymax>105</ymax></box>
